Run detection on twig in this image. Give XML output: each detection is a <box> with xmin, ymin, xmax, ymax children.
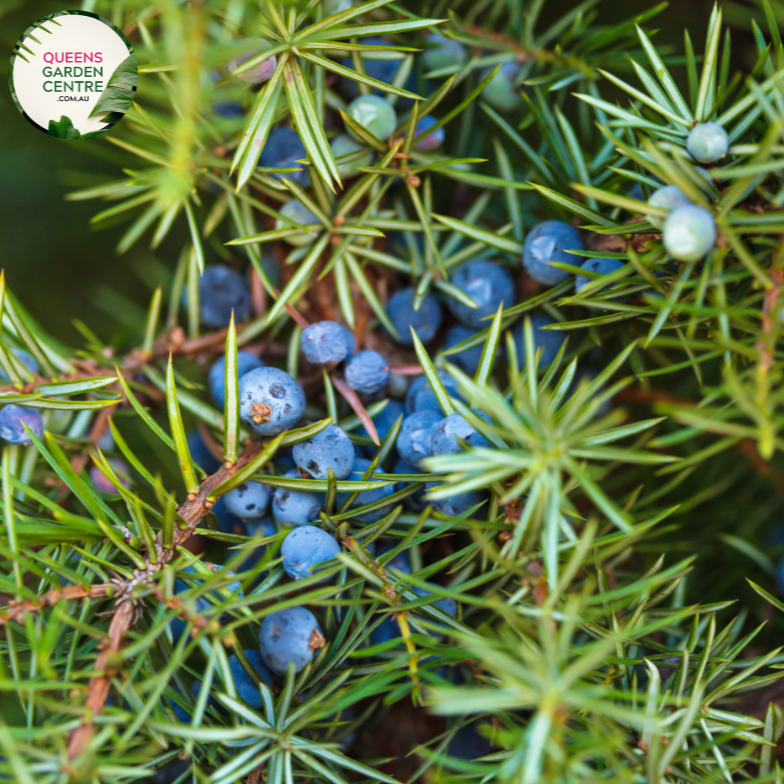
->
<box><xmin>66</xmin><ymin>440</ymin><xmax>264</xmax><ymax>760</ymax></box>
<box><xmin>0</xmin><ymin>583</ymin><xmax>113</xmax><ymax>626</ymax></box>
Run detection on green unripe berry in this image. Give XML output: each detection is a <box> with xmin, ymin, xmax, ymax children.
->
<box><xmin>346</xmin><ymin>95</ymin><xmax>397</xmax><ymax>142</ymax></box>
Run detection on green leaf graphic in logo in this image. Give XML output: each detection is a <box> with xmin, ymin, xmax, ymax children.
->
<box><xmin>48</xmin><ymin>115</ymin><xmax>81</xmax><ymax>139</ymax></box>
<box><xmin>88</xmin><ymin>53</ymin><xmax>138</xmax><ymax>120</ymax></box>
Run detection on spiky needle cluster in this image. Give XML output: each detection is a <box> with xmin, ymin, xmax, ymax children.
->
<box><xmin>3</xmin><ymin>0</ymin><xmax>784</xmax><ymax>782</ymax></box>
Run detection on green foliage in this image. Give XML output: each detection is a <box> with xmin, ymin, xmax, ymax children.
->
<box><xmin>4</xmin><ymin>0</ymin><xmax>784</xmax><ymax>783</ymax></box>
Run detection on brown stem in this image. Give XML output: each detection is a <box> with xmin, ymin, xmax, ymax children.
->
<box><xmin>66</xmin><ymin>440</ymin><xmax>264</xmax><ymax>760</ymax></box>
<box><xmin>0</xmin><ymin>583</ymin><xmax>113</xmax><ymax>626</ymax></box>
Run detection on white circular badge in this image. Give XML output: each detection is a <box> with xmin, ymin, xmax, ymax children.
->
<box><xmin>9</xmin><ymin>11</ymin><xmax>137</xmax><ymax>139</ymax></box>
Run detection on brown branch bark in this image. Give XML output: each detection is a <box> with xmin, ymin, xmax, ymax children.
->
<box><xmin>66</xmin><ymin>439</ymin><xmax>264</xmax><ymax>760</ymax></box>
<box><xmin>0</xmin><ymin>583</ymin><xmax>113</xmax><ymax>626</ymax></box>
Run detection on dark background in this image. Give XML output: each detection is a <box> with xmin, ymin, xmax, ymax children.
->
<box><xmin>0</xmin><ymin>0</ymin><xmax>740</xmax><ymax>347</ymax></box>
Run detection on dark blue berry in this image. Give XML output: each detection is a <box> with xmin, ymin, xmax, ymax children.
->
<box><xmin>301</xmin><ymin>321</ymin><xmax>355</xmax><ymax>365</ymax></box>
<box><xmin>393</xmin><ymin>457</ymin><xmax>426</xmax><ymax>511</ymax></box>
<box><xmin>359</xmin><ymin>399</ymin><xmax>405</xmax><ymax>442</ymax></box>
<box><xmin>0</xmin><ymin>348</ymin><xmax>39</xmax><ymax>383</ymax></box>
<box><xmin>345</xmin><ymin>350</ymin><xmax>390</xmax><ymax>395</ymax></box>
<box><xmin>182</xmin><ymin>266</ymin><xmax>251</xmax><ymax>328</ymax></box>
<box><xmin>339</xmin><ymin>37</ymin><xmax>414</xmax><ymax>99</ymax></box>
<box><xmin>239</xmin><ymin>367</ymin><xmax>306</xmax><ymax>435</ymax></box>
<box><xmin>411</xmin><ymin>115</ymin><xmax>444</xmax><ymax>151</ymax></box>
<box><xmin>293</xmin><ymin>423</ymin><xmax>355</xmax><ymax>480</ymax></box>
<box><xmin>386</xmin><ymin>287</ymin><xmax>443</xmax><ymax>346</ymax></box>
<box><xmin>259</xmin><ymin>607</ymin><xmax>325</xmax><ymax>674</ymax></box>
<box><xmin>397</xmin><ymin>410</ymin><xmax>441</xmax><ymax>465</ymax></box>
<box><xmin>212</xmin><ymin>495</ymin><xmax>245</xmax><ymax>535</ymax></box>
<box><xmin>0</xmin><ymin>405</ymin><xmax>43</xmax><ymax>445</ymax></box>
<box><xmin>405</xmin><ymin>370</ymin><xmax>464</xmax><ymax>414</ymax></box>
<box><xmin>430</xmin><ymin>411</ymin><xmax>492</xmax><ymax>456</ymax></box>
<box><xmin>272</xmin><ymin>469</ymin><xmax>325</xmax><ymax>527</ymax></box>
<box><xmin>208</xmin><ymin>351</ymin><xmax>265</xmax><ymax>409</ymax></box>
<box><xmin>224</xmin><ymin>481</ymin><xmax>271</xmax><ymax>520</ymax></box>
<box><xmin>281</xmin><ymin>525</ymin><xmax>341</xmax><ymax>580</ymax></box>
<box><xmin>447</xmin><ymin>723</ymin><xmax>494</xmax><ymax>760</ymax></box>
<box><xmin>448</xmin><ymin>260</ymin><xmax>515</xmax><ymax>328</ymax></box>
<box><xmin>425</xmin><ymin>482</ymin><xmax>485</xmax><ymax>517</ymax></box>
<box><xmin>523</xmin><ymin>221</ymin><xmax>583</xmax><ymax>286</ymax></box>
<box><xmin>259</xmin><ymin>127</ymin><xmax>309</xmax><ymax>187</ymax></box>
<box><xmin>228</xmin><ymin>650</ymin><xmax>274</xmax><ymax>709</ymax></box>
<box><xmin>575</xmin><ymin>257</ymin><xmax>626</xmax><ymax>295</ymax></box>
<box><xmin>187</xmin><ymin>429</ymin><xmax>221</xmax><ymax>474</ymax></box>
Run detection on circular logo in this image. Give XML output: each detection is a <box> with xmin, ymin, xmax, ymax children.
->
<box><xmin>9</xmin><ymin>11</ymin><xmax>137</xmax><ymax>139</ymax></box>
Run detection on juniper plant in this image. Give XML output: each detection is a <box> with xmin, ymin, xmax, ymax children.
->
<box><xmin>4</xmin><ymin>0</ymin><xmax>784</xmax><ymax>783</ymax></box>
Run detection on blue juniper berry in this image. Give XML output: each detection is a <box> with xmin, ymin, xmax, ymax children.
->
<box><xmin>187</xmin><ymin>429</ymin><xmax>221</xmax><ymax>474</ymax></box>
<box><xmin>228</xmin><ymin>650</ymin><xmax>274</xmax><ymax>709</ymax></box>
<box><xmin>410</xmin><ymin>115</ymin><xmax>445</xmax><ymax>151</ymax></box>
<box><xmin>239</xmin><ymin>366</ymin><xmax>306</xmax><ymax>435</ymax></box>
<box><xmin>281</xmin><ymin>525</ymin><xmax>341</xmax><ymax>581</ymax></box>
<box><xmin>345</xmin><ymin>351</ymin><xmax>390</xmax><ymax>395</ymax></box>
<box><xmin>359</xmin><ymin>399</ymin><xmax>405</xmax><ymax>442</ymax></box>
<box><xmin>183</xmin><ymin>265</ymin><xmax>251</xmax><ymax>328</ymax></box>
<box><xmin>0</xmin><ymin>405</ymin><xmax>43</xmax><ymax>445</ymax></box>
<box><xmin>300</xmin><ymin>321</ymin><xmax>355</xmax><ymax>365</ymax></box>
<box><xmin>223</xmin><ymin>481</ymin><xmax>271</xmax><ymax>521</ymax></box>
<box><xmin>259</xmin><ymin>127</ymin><xmax>309</xmax><ymax>188</ymax></box>
<box><xmin>523</xmin><ymin>221</ymin><xmax>583</xmax><ymax>286</ymax></box>
<box><xmin>393</xmin><ymin>457</ymin><xmax>427</xmax><ymax>511</ymax></box>
<box><xmin>208</xmin><ymin>350</ymin><xmax>265</xmax><ymax>409</ymax></box>
<box><xmin>293</xmin><ymin>423</ymin><xmax>355</xmax><ymax>480</ymax></box>
<box><xmin>272</xmin><ymin>469</ymin><xmax>325</xmax><ymax>527</ymax></box>
<box><xmin>405</xmin><ymin>369</ymin><xmax>463</xmax><ymax>414</ymax></box>
<box><xmin>430</xmin><ymin>411</ymin><xmax>492</xmax><ymax>456</ymax></box>
<box><xmin>397</xmin><ymin>410</ymin><xmax>442</xmax><ymax>465</ymax></box>
<box><xmin>259</xmin><ymin>607</ymin><xmax>325</xmax><ymax>674</ymax></box>
<box><xmin>425</xmin><ymin>482</ymin><xmax>486</xmax><ymax>517</ymax></box>
<box><xmin>447</xmin><ymin>260</ymin><xmax>515</xmax><ymax>328</ymax></box>
<box><xmin>575</xmin><ymin>257</ymin><xmax>626</xmax><ymax>295</ymax></box>
<box><xmin>443</xmin><ymin>324</ymin><xmax>487</xmax><ymax>375</ymax></box>
<box><xmin>0</xmin><ymin>348</ymin><xmax>39</xmax><ymax>383</ymax></box>
<box><xmin>385</xmin><ymin>287</ymin><xmax>443</xmax><ymax>346</ymax></box>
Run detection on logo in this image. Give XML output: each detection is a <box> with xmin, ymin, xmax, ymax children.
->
<box><xmin>9</xmin><ymin>11</ymin><xmax>137</xmax><ymax>139</ymax></box>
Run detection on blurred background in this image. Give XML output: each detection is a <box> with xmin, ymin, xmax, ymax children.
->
<box><xmin>0</xmin><ymin>0</ymin><xmax>749</xmax><ymax>346</ymax></box>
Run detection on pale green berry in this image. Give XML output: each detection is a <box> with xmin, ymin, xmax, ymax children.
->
<box><xmin>346</xmin><ymin>95</ymin><xmax>397</xmax><ymax>142</ymax></box>
<box><xmin>648</xmin><ymin>186</ymin><xmax>692</xmax><ymax>229</ymax></box>
<box><xmin>686</xmin><ymin>123</ymin><xmax>729</xmax><ymax>164</ymax></box>
<box><xmin>663</xmin><ymin>205</ymin><xmax>716</xmax><ymax>262</ymax></box>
